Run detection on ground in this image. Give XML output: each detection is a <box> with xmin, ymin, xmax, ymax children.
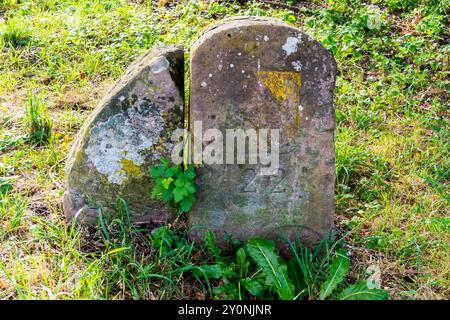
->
<box><xmin>0</xmin><ymin>0</ymin><xmax>448</xmax><ymax>299</ymax></box>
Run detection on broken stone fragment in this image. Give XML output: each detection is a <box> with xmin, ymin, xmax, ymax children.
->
<box><xmin>188</xmin><ymin>17</ymin><xmax>337</xmax><ymax>250</ymax></box>
<box><xmin>63</xmin><ymin>45</ymin><xmax>184</xmax><ymax>224</ymax></box>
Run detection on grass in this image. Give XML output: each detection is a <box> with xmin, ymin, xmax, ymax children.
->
<box><xmin>26</xmin><ymin>91</ymin><xmax>53</xmax><ymax>146</ymax></box>
<box><xmin>0</xmin><ymin>0</ymin><xmax>448</xmax><ymax>299</ymax></box>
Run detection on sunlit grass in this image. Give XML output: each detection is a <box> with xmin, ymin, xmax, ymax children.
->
<box><xmin>0</xmin><ymin>0</ymin><xmax>448</xmax><ymax>299</ymax></box>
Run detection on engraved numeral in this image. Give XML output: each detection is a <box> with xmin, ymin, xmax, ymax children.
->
<box><xmin>241</xmin><ymin>168</ymin><xmax>257</xmax><ymax>192</ymax></box>
<box><xmin>240</xmin><ymin>168</ymin><xmax>286</xmax><ymax>193</ymax></box>
<box><xmin>270</xmin><ymin>169</ymin><xmax>286</xmax><ymax>193</ymax></box>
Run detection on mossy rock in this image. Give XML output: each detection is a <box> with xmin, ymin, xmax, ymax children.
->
<box><xmin>63</xmin><ymin>45</ymin><xmax>184</xmax><ymax>224</ymax></box>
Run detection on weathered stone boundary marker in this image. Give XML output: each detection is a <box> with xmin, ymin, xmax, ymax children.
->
<box><xmin>189</xmin><ymin>17</ymin><xmax>337</xmax><ymax>248</ymax></box>
<box><xmin>63</xmin><ymin>46</ymin><xmax>184</xmax><ymax>224</ymax></box>
<box><xmin>63</xmin><ymin>17</ymin><xmax>337</xmax><ymax>248</ymax></box>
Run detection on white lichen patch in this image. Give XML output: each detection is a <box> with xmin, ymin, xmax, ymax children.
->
<box><xmin>292</xmin><ymin>60</ymin><xmax>302</xmax><ymax>71</ymax></box>
<box><xmin>317</xmin><ymin>78</ymin><xmax>334</xmax><ymax>105</ymax></box>
<box><xmin>85</xmin><ymin>101</ymin><xmax>164</xmax><ymax>185</ymax></box>
<box><xmin>282</xmin><ymin>37</ymin><xmax>300</xmax><ymax>56</ymax></box>
<box><xmin>150</xmin><ymin>56</ymin><xmax>170</xmax><ymax>74</ymax></box>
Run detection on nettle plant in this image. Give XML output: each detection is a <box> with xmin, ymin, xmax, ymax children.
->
<box><xmin>150</xmin><ymin>157</ymin><xmax>197</xmax><ymax>214</ymax></box>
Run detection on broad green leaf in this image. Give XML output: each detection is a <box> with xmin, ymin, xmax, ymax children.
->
<box><xmin>319</xmin><ymin>251</ymin><xmax>350</xmax><ymax>300</ymax></box>
<box><xmin>173</xmin><ymin>186</ymin><xmax>187</xmax><ymax>202</ymax></box>
<box><xmin>337</xmin><ymin>281</ymin><xmax>389</xmax><ymax>300</ymax></box>
<box><xmin>184</xmin><ymin>181</ymin><xmax>196</xmax><ymax>194</ymax></box>
<box><xmin>236</xmin><ymin>248</ymin><xmax>246</xmax><ymax>265</ymax></box>
<box><xmin>242</xmin><ymin>278</ymin><xmax>264</xmax><ymax>297</ymax></box>
<box><xmin>185</xmin><ymin>166</ymin><xmax>196</xmax><ymax>180</ymax></box>
<box><xmin>175</xmin><ymin>176</ymin><xmax>185</xmax><ymax>187</ymax></box>
<box><xmin>180</xmin><ymin>194</ymin><xmax>194</xmax><ymax>212</ymax></box>
<box><xmin>150</xmin><ymin>165</ymin><xmax>164</xmax><ymax>178</ymax></box>
<box><xmin>286</xmin><ymin>259</ymin><xmax>306</xmax><ymax>293</ymax></box>
<box><xmin>236</xmin><ymin>248</ymin><xmax>248</xmax><ymax>273</ymax></box>
<box><xmin>194</xmin><ymin>264</ymin><xmax>225</xmax><ymax>279</ymax></box>
<box><xmin>247</xmin><ymin>239</ymin><xmax>295</xmax><ymax>300</ymax></box>
<box><xmin>162</xmin><ymin>189</ymin><xmax>173</xmax><ymax>203</ymax></box>
<box><xmin>166</xmin><ymin>165</ymin><xmax>180</xmax><ymax>177</ymax></box>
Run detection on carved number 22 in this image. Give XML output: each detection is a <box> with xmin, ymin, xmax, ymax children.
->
<box><xmin>241</xmin><ymin>169</ymin><xmax>286</xmax><ymax>193</ymax></box>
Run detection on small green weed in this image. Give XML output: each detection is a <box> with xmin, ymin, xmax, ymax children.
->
<box><xmin>27</xmin><ymin>92</ymin><xmax>53</xmax><ymax>146</ymax></box>
<box><xmin>0</xmin><ymin>17</ymin><xmax>33</xmax><ymax>48</ymax></box>
<box><xmin>150</xmin><ymin>158</ymin><xmax>197</xmax><ymax>214</ymax></box>
<box><xmin>0</xmin><ymin>193</ymin><xmax>27</xmax><ymax>231</ymax></box>
<box><xmin>0</xmin><ymin>177</ymin><xmax>13</xmax><ymax>195</ymax></box>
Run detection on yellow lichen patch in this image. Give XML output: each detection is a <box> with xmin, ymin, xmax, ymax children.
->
<box><xmin>258</xmin><ymin>70</ymin><xmax>301</xmax><ymax>104</ymax></box>
<box><xmin>75</xmin><ymin>149</ymin><xmax>86</xmax><ymax>163</ymax></box>
<box><xmin>244</xmin><ymin>41</ymin><xmax>258</xmax><ymax>54</ymax></box>
<box><xmin>258</xmin><ymin>70</ymin><xmax>302</xmax><ymax>128</ymax></box>
<box><xmin>120</xmin><ymin>158</ymin><xmax>142</xmax><ymax>177</ymax></box>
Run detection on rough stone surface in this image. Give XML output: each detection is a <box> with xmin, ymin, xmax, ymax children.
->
<box><xmin>63</xmin><ymin>46</ymin><xmax>184</xmax><ymax>224</ymax></box>
<box><xmin>189</xmin><ymin>17</ymin><xmax>337</xmax><ymax>249</ymax></box>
